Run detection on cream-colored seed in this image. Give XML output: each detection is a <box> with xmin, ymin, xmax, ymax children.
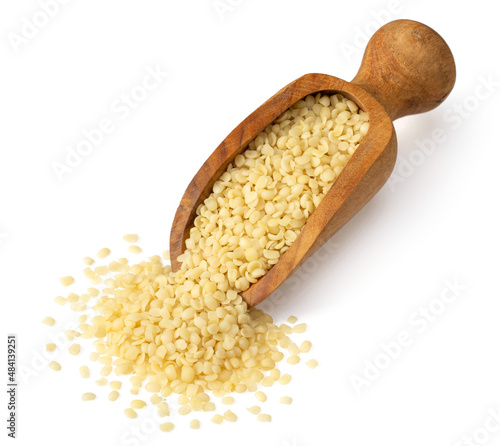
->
<box><xmin>150</xmin><ymin>394</ymin><xmax>162</xmax><ymax>405</ymax></box>
<box><xmin>288</xmin><ymin>343</ymin><xmax>300</xmax><ymax>356</ymax></box>
<box><xmin>160</xmin><ymin>422</ymin><xmax>175</xmax><ymax>432</ymax></box>
<box><xmin>211</xmin><ymin>414</ymin><xmax>224</xmax><ymax>425</ymax></box>
<box><xmin>97</xmin><ymin>248</ymin><xmax>110</xmax><ymax>259</ymax></box>
<box><xmin>95</xmin><ymin>266</ymin><xmax>108</xmax><ymax>276</ymax></box>
<box><xmin>300</xmin><ymin>340</ymin><xmax>312</xmax><ymax>353</ymax></box>
<box><xmin>157</xmin><ymin>402</ymin><xmax>170</xmax><ymax>417</ymax></box>
<box><xmin>68</xmin><ymin>344</ymin><xmax>81</xmax><ymax>355</ymax></box>
<box><xmin>306</xmin><ymin>359</ymin><xmax>319</xmax><ymax>369</ymax></box>
<box><xmin>128</xmin><ymin>245</ymin><xmax>142</xmax><ymax>254</ymax></box>
<box><xmin>49</xmin><ymin>361</ymin><xmax>61</xmax><ymax>371</ymax></box>
<box><xmin>123</xmin><ymin>234</ymin><xmax>139</xmax><ymax>243</ymax></box>
<box><xmin>178</xmin><ymin>405</ymin><xmax>191</xmax><ymax>415</ymax></box>
<box><xmin>80</xmin><ymin>294</ymin><xmax>90</xmax><ymax>303</ymax></box>
<box><xmin>131</xmin><ymin>399</ymin><xmax>147</xmax><ymax>409</ymax></box>
<box><xmin>287</xmin><ymin>355</ymin><xmax>300</xmax><ymax>365</ymax></box>
<box><xmin>83</xmin><ymin>257</ymin><xmax>94</xmax><ymax>266</ymax></box>
<box><xmin>279</xmin><ymin>324</ymin><xmax>292</xmax><ymax>334</ymax></box>
<box><xmin>221</xmin><ymin>396</ymin><xmax>234</xmax><ymax>405</ymax></box>
<box><xmin>145</xmin><ymin>382</ymin><xmax>161</xmax><ymax>393</ymax></box>
<box><xmin>280</xmin><ymin>396</ymin><xmax>293</xmax><ymax>405</ymax></box>
<box><xmin>82</xmin><ymin>392</ymin><xmax>96</xmax><ymax>401</ymax></box>
<box><xmin>46</xmin><ymin>343</ymin><xmax>56</xmax><ymax>352</ymax></box>
<box><xmin>203</xmin><ymin>402</ymin><xmax>216</xmax><ymax>412</ymax></box>
<box><xmin>224</xmin><ymin>410</ymin><xmax>238</xmax><ymax>422</ymax></box>
<box><xmin>181</xmin><ymin>366</ymin><xmax>195</xmax><ymax>383</ymax></box>
<box><xmin>190</xmin><ymin>419</ymin><xmax>200</xmax><ymax>429</ymax></box>
<box><xmin>79</xmin><ymin>366</ymin><xmax>90</xmax><ymax>378</ymax></box>
<box><xmin>257</xmin><ymin>414</ymin><xmax>272</xmax><ymax>422</ymax></box>
<box><xmin>96</xmin><ymin>378</ymin><xmax>108</xmax><ymax>386</ymax></box>
<box><xmin>108</xmin><ymin>390</ymin><xmax>120</xmax><ymax>401</ymax></box>
<box><xmin>54</xmin><ymin>296</ymin><xmax>66</xmax><ymax>305</ymax></box>
<box><xmin>60</xmin><ymin>276</ymin><xmax>74</xmax><ymax>287</ymax></box>
<box><xmin>247</xmin><ymin>406</ymin><xmax>261</xmax><ymax>415</ymax></box>
<box><xmin>42</xmin><ymin>316</ymin><xmax>55</xmax><ymax>326</ymax></box>
<box><xmin>67</xmin><ymin>293</ymin><xmax>79</xmax><ymax>303</ymax></box>
<box><xmin>279</xmin><ymin>374</ymin><xmax>292</xmax><ymax>385</ymax></box>
<box><xmin>110</xmin><ymin>381</ymin><xmax>122</xmax><ymax>390</ymax></box>
<box><xmin>99</xmin><ymin>356</ymin><xmax>112</xmax><ymax>365</ymax></box>
<box><xmin>255</xmin><ymin>391</ymin><xmax>267</xmax><ymax>402</ymax></box>
<box><xmin>65</xmin><ymin>330</ymin><xmax>77</xmax><ymax>341</ymax></box>
<box><xmin>124</xmin><ymin>408</ymin><xmax>137</xmax><ymax>419</ymax></box>
<box><xmin>287</xmin><ymin>315</ymin><xmax>298</xmax><ymax>324</ymax></box>
<box><xmin>261</xmin><ymin>376</ymin><xmax>274</xmax><ymax>387</ymax></box>
<box><xmin>70</xmin><ymin>302</ymin><xmax>86</xmax><ymax>312</ymax></box>
<box><xmin>100</xmin><ymin>365</ymin><xmax>112</xmax><ymax>376</ymax></box>
<box><xmin>292</xmin><ymin>323</ymin><xmax>307</xmax><ymax>333</ymax></box>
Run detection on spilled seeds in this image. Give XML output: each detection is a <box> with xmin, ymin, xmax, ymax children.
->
<box><xmin>43</xmin><ymin>93</ymin><xmax>369</xmax><ymax>431</ymax></box>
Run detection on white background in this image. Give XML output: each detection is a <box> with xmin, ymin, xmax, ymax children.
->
<box><xmin>1</xmin><ymin>1</ymin><xmax>499</xmax><ymax>445</ymax></box>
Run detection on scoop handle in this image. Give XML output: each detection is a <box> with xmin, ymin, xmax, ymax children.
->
<box><xmin>351</xmin><ymin>19</ymin><xmax>456</xmax><ymax>121</ymax></box>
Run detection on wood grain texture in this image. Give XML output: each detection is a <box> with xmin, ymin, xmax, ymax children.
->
<box><xmin>170</xmin><ymin>19</ymin><xmax>456</xmax><ymax>307</ymax></box>
<box><xmin>351</xmin><ymin>19</ymin><xmax>456</xmax><ymax>120</ymax></box>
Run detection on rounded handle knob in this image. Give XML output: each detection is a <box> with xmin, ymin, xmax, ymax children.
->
<box><xmin>351</xmin><ymin>19</ymin><xmax>456</xmax><ymax>120</ymax></box>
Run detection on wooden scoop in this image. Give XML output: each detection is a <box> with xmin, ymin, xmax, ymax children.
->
<box><xmin>170</xmin><ymin>19</ymin><xmax>456</xmax><ymax>307</ymax></box>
